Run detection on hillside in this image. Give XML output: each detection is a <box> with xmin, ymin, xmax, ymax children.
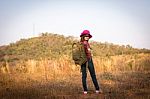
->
<box><xmin>0</xmin><ymin>33</ymin><xmax>150</xmax><ymax>99</ymax></box>
<box><xmin>0</xmin><ymin>32</ymin><xmax>150</xmax><ymax>62</ymax></box>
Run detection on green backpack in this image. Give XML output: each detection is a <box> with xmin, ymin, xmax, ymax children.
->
<box><xmin>72</xmin><ymin>42</ymin><xmax>87</xmax><ymax>65</ymax></box>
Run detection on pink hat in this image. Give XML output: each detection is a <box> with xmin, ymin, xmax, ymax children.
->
<box><xmin>80</xmin><ymin>30</ymin><xmax>92</xmax><ymax>38</ymax></box>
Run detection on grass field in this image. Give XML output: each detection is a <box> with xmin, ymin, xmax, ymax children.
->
<box><xmin>0</xmin><ymin>54</ymin><xmax>150</xmax><ymax>99</ymax></box>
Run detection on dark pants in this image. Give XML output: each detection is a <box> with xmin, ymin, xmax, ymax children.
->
<box><xmin>81</xmin><ymin>58</ymin><xmax>99</xmax><ymax>91</ymax></box>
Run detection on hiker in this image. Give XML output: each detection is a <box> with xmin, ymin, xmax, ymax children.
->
<box><xmin>80</xmin><ymin>30</ymin><xmax>102</xmax><ymax>94</ymax></box>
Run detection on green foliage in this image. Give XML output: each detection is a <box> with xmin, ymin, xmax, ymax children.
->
<box><xmin>0</xmin><ymin>33</ymin><xmax>150</xmax><ymax>62</ymax></box>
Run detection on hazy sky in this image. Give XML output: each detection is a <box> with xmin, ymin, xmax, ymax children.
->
<box><xmin>0</xmin><ymin>0</ymin><xmax>150</xmax><ymax>49</ymax></box>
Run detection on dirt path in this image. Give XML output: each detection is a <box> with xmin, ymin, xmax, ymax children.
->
<box><xmin>0</xmin><ymin>72</ymin><xmax>150</xmax><ymax>99</ymax></box>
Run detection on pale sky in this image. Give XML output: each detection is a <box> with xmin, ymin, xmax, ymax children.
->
<box><xmin>0</xmin><ymin>0</ymin><xmax>150</xmax><ymax>49</ymax></box>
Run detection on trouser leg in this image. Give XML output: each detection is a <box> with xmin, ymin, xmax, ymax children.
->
<box><xmin>88</xmin><ymin>59</ymin><xmax>99</xmax><ymax>90</ymax></box>
<box><xmin>81</xmin><ymin>63</ymin><xmax>88</xmax><ymax>91</ymax></box>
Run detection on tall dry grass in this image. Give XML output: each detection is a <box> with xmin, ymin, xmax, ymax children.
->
<box><xmin>94</xmin><ymin>53</ymin><xmax>150</xmax><ymax>73</ymax></box>
<box><xmin>1</xmin><ymin>53</ymin><xmax>150</xmax><ymax>77</ymax></box>
<box><xmin>0</xmin><ymin>53</ymin><xmax>150</xmax><ymax>99</ymax></box>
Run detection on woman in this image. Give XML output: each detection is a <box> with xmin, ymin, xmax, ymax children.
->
<box><xmin>80</xmin><ymin>30</ymin><xmax>102</xmax><ymax>94</ymax></box>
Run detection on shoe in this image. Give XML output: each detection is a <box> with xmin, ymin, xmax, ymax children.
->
<box><xmin>83</xmin><ymin>91</ymin><xmax>87</xmax><ymax>94</ymax></box>
<box><xmin>95</xmin><ymin>90</ymin><xmax>100</xmax><ymax>94</ymax></box>
<box><xmin>96</xmin><ymin>89</ymin><xmax>103</xmax><ymax>94</ymax></box>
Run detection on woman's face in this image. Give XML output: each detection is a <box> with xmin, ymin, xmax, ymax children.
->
<box><xmin>84</xmin><ymin>36</ymin><xmax>90</xmax><ymax>41</ymax></box>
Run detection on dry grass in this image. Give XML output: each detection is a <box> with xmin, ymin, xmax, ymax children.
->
<box><xmin>0</xmin><ymin>53</ymin><xmax>150</xmax><ymax>99</ymax></box>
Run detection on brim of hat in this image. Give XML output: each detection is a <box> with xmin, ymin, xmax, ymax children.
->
<box><xmin>80</xmin><ymin>34</ymin><xmax>92</xmax><ymax>38</ymax></box>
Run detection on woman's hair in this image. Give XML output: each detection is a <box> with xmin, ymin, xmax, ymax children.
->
<box><xmin>80</xmin><ymin>36</ymin><xmax>85</xmax><ymax>42</ymax></box>
<box><xmin>80</xmin><ymin>36</ymin><xmax>89</xmax><ymax>42</ymax></box>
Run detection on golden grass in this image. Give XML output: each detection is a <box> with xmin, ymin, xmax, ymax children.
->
<box><xmin>0</xmin><ymin>53</ymin><xmax>149</xmax><ymax>76</ymax></box>
<box><xmin>0</xmin><ymin>53</ymin><xmax>150</xmax><ymax>99</ymax></box>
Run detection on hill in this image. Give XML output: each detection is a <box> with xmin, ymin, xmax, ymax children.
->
<box><xmin>0</xmin><ymin>32</ymin><xmax>150</xmax><ymax>62</ymax></box>
<box><xmin>0</xmin><ymin>33</ymin><xmax>150</xmax><ymax>99</ymax></box>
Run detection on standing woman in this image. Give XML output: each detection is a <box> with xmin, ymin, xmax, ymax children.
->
<box><xmin>80</xmin><ymin>30</ymin><xmax>102</xmax><ymax>94</ymax></box>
